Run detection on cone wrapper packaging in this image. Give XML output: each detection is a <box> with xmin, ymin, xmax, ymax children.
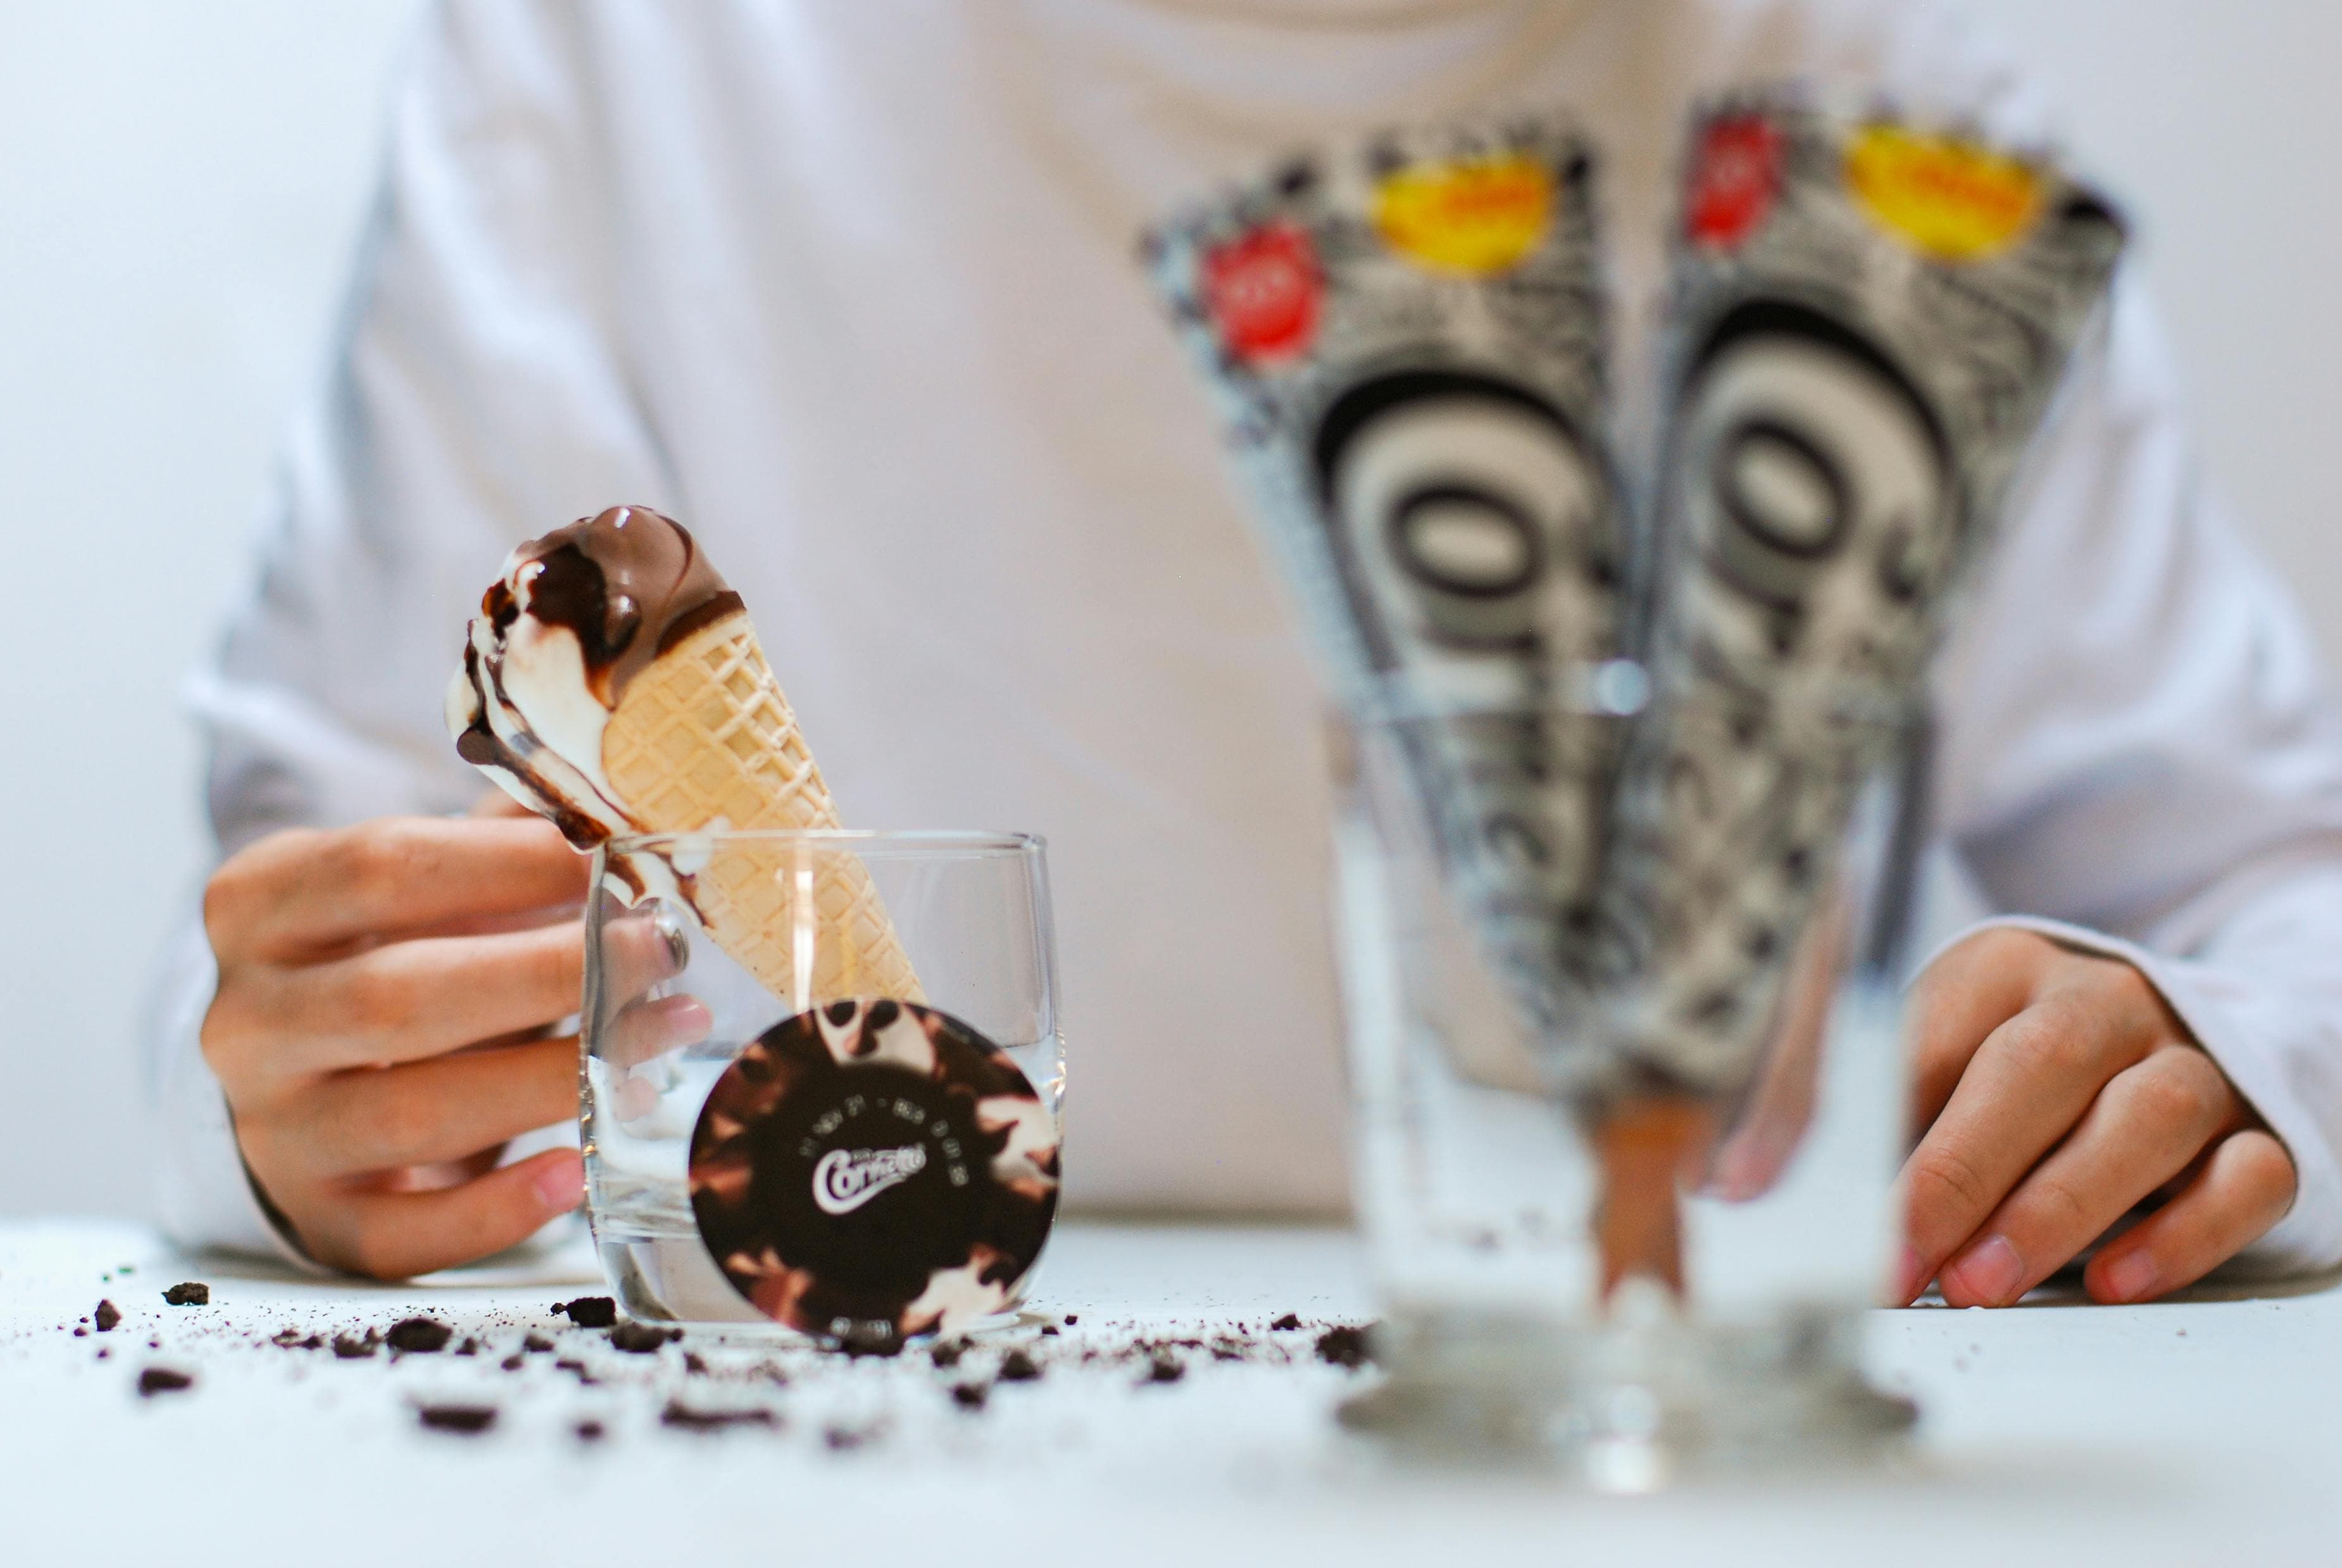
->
<box><xmin>1601</xmin><ymin>94</ymin><xmax>2126</xmax><ymax>1099</ymax></box>
<box><xmin>1144</xmin><ymin>117</ymin><xmax>1627</xmax><ymax>1067</ymax></box>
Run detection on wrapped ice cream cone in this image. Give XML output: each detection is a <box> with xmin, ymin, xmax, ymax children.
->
<box><xmin>1582</xmin><ymin>94</ymin><xmax>2124</xmax><ymax>1295</ymax></box>
<box><xmin>448</xmin><ymin>505</ymin><xmax>922</xmax><ymax>1006</ymax></box>
<box><xmin>1144</xmin><ymin>115</ymin><xmax>1627</xmax><ymax>1088</ymax></box>
<box><xmin>1606</xmin><ymin>91</ymin><xmax>2125</xmax><ymax>1098</ymax></box>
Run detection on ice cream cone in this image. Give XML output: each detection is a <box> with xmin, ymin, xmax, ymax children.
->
<box><xmin>599</xmin><ymin>609</ymin><xmax>924</xmax><ymax>1005</ymax></box>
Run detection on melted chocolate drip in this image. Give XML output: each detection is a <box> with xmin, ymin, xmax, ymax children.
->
<box><xmin>512</xmin><ymin>506</ymin><xmax>734</xmax><ymax>708</ymax></box>
<box><xmin>521</xmin><ymin>545</ymin><xmax>641</xmax><ymax>706</ymax></box>
<box><xmin>452</xmin><ymin>640</ymin><xmax>615</xmax><ymax>851</ymax></box>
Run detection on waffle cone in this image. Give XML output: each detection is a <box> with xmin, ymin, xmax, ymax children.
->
<box><xmin>601</xmin><ymin>611</ymin><xmax>924</xmax><ymax>1005</ymax></box>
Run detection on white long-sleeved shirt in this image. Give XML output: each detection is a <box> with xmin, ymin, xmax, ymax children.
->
<box><xmin>153</xmin><ymin>0</ymin><xmax>2342</xmax><ymax>1276</ymax></box>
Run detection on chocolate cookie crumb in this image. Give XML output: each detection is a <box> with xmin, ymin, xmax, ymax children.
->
<box><xmin>332</xmin><ymin>1334</ymin><xmax>377</xmax><ymax>1360</ymax></box>
<box><xmin>997</xmin><ymin>1349</ymin><xmax>1041</xmax><ymax>1383</ymax></box>
<box><xmin>523</xmin><ymin>1333</ymin><xmax>554</xmax><ymax>1353</ymax></box>
<box><xmin>499</xmin><ymin>1353</ymin><xmax>525</xmax><ymax>1372</ymax></box>
<box><xmin>161</xmin><ymin>1283</ymin><xmax>210</xmax><ymax>1307</ymax></box>
<box><xmin>575</xmin><ymin>1420</ymin><xmax>605</xmax><ymax>1442</ymax></box>
<box><xmin>661</xmin><ymin>1400</ymin><xmax>776</xmax><ymax>1433</ymax></box>
<box><xmin>94</xmin><ymin>1301</ymin><xmax>120</xmax><ymax>1333</ymax></box>
<box><xmin>72</xmin><ymin>1327</ymin><xmax>87</xmax><ymax>1338</ymax></box>
<box><xmin>1270</xmin><ymin>1313</ymin><xmax>1302</xmax><ymax>1332</ymax></box>
<box><xmin>418</xmin><ymin>1404</ymin><xmax>497</xmax><ymax>1435</ymax></box>
<box><xmin>1315</xmin><ymin>1324</ymin><xmax>1373</xmax><ymax>1369</ymax></box>
<box><xmin>1063</xmin><ymin>1314</ymin><xmax>1079</xmax><ymax>1326</ymax></box>
<box><xmin>137</xmin><ymin>1367</ymin><xmax>194</xmax><ymax>1396</ymax></box>
<box><xmin>1142</xmin><ymin>1355</ymin><xmax>1185</xmax><ymax>1385</ymax></box>
<box><xmin>554</xmin><ymin>1296</ymin><xmax>618</xmax><ymax>1328</ymax></box>
<box><xmin>929</xmin><ymin>1339</ymin><xmax>964</xmax><ymax>1369</ymax></box>
<box><xmin>456</xmin><ymin>1337</ymin><xmax>480</xmax><ymax>1357</ymax></box>
<box><xmin>824</xmin><ymin>1421</ymin><xmax>883</xmax><ymax>1452</ymax></box>
<box><xmin>1040</xmin><ymin>1324</ymin><xmax>1060</xmax><ymax>1337</ymax></box>
<box><xmin>683</xmin><ymin>1352</ymin><xmax>708</xmax><ymax>1374</ymax></box>
<box><xmin>387</xmin><ymin>1317</ymin><xmax>453</xmax><ymax>1353</ymax></box>
<box><xmin>609</xmin><ymin>1321</ymin><xmax>682</xmax><ymax>1354</ymax></box>
<box><xmin>949</xmin><ymin>1382</ymin><xmax>989</xmax><ymax>1411</ymax></box>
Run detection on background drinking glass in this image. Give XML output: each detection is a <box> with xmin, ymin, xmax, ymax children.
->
<box><xmin>1331</xmin><ymin>687</ymin><xmax>1924</xmax><ymax>1477</ymax></box>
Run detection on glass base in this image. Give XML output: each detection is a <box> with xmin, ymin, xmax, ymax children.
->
<box><xmin>598</xmin><ymin>1230</ymin><xmax>777</xmax><ymax>1326</ymax></box>
<box><xmin>593</xmin><ymin>1229</ymin><xmax>1034</xmax><ymax>1345</ymax></box>
<box><xmin>1338</xmin><ymin>1294</ymin><xmax>1914</xmax><ymax>1489</ymax></box>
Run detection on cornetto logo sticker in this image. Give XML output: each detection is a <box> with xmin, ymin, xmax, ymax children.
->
<box><xmin>1373</xmin><ymin>154</ymin><xmax>1553</xmax><ymax>275</ymax></box>
<box><xmin>688</xmin><ymin>998</ymin><xmax>1060</xmax><ymax>1352</ymax></box>
<box><xmin>1844</xmin><ymin>125</ymin><xmax>2042</xmax><ymax>261</ymax></box>
<box><xmin>811</xmin><ymin>1144</ymin><xmax>927</xmax><ymax>1215</ymax></box>
<box><xmin>1203</xmin><ymin>223</ymin><xmax>1320</xmax><ymax>363</ymax></box>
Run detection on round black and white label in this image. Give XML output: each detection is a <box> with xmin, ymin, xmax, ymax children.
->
<box><xmin>687</xmin><ymin>998</ymin><xmax>1060</xmax><ymax>1351</ymax></box>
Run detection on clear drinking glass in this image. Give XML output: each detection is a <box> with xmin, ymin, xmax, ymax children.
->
<box><xmin>1330</xmin><ymin>684</ymin><xmax>1924</xmax><ymax>1481</ymax></box>
<box><xmin>581</xmin><ymin>829</ymin><xmax>1062</xmax><ymax>1344</ymax></box>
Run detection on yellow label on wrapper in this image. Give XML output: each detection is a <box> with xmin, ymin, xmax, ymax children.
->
<box><xmin>1845</xmin><ymin>125</ymin><xmax>2043</xmax><ymax>261</ymax></box>
<box><xmin>1374</xmin><ymin>155</ymin><xmax>1553</xmax><ymax>275</ymax></box>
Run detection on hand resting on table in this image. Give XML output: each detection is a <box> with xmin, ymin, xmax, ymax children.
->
<box><xmin>1893</xmin><ymin>928</ymin><xmax>2296</xmax><ymax>1307</ymax></box>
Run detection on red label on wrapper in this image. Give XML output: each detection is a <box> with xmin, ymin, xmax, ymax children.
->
<box><xmin>1203</xmin><ymin>223</ymin><xmax>1320</xmax><ymax>363</ymax></box>
<box><xmin>1685</xmin><ymin>115</ymin><xmax>1783</xmax><ymax>251</ymax></box>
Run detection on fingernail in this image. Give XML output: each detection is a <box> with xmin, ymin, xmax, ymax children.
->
<box><xmin>1893</xmin><ymin>1244</ymin><xmax>1931</xmax><ymax>1303</ymax></box>
<box><xmin>1942</xmin><ymin>1234</ymin><xmax>2024</xmax><ymax>1305</ymax></box>
<box><xmin>2101</xmin><ymin>1250</ymin><xmax>2160</xmax><ymax>1303</ymax></box>
<box><xmin>653</xmin><ymin>908</ymin><xmax>691</xmax><ymax>975</ymax></box>
<box><xmin>1706</xmin><ymin>1140</ymin><xmax>1762</xmax><ymax>1201</ymax></box>
<box><xmin>534</xmin><ymin>1151</ymin><xmax>586</xmax><ymax>1212</ymax></box>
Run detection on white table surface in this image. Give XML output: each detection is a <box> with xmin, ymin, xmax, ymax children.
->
<box><xmin>3</xmin><ymin>1217</ymin><xmax>2337</xmax><ymax>1567</ymax></box>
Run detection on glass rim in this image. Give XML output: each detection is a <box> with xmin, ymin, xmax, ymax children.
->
<box><xmin>599</xmin><ymin>827</ymin><xmax>1044</xmax><ymax>858</ymax></box>
<box><xmin>1349</xmin><ymin>660</ymin><xmax>1651</xmax><ymax>724</ymax></box>
<box><xmin>1345</xmin><ymin>660</ymin><xmax>1927</xmax><ymax>730</ymax></box>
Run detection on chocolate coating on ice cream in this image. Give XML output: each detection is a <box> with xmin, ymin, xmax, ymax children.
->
<box><xmin>448</xmin><ymin>505</ymin><xmax>743</xmax><ymax>851</ymax></box>
<box><xmin>488</xmin><ymin>506</ymin><xmax>739</xmax><ymax>708</ymax></box>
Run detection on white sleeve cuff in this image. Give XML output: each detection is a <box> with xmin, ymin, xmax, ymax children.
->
<box><xmin>146</xmin><ymin>914</ymin><xmax>327</xmax><ymax>1275</ymax></box>
<box><xmin>1927</xmin><ymin>915</ymin><xmax>2342</xmax><ymax>1276</ymax></box>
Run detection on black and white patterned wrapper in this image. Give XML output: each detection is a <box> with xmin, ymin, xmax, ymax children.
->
<box><xmin>1600</xmin><ymin>91</ymin><xmax>2127</xmax><ymax>1097</ymax></box>
<box><xmin>1143</xmin><ymin>116</ymin><xmax>1627</xmax><ymax>1067</ymax></box>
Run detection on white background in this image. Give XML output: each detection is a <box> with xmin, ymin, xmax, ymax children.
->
<box><xmin>3</xmin><ymin>0</ymin><xmax>2338</xmax><ymax>1221</ymax></box>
